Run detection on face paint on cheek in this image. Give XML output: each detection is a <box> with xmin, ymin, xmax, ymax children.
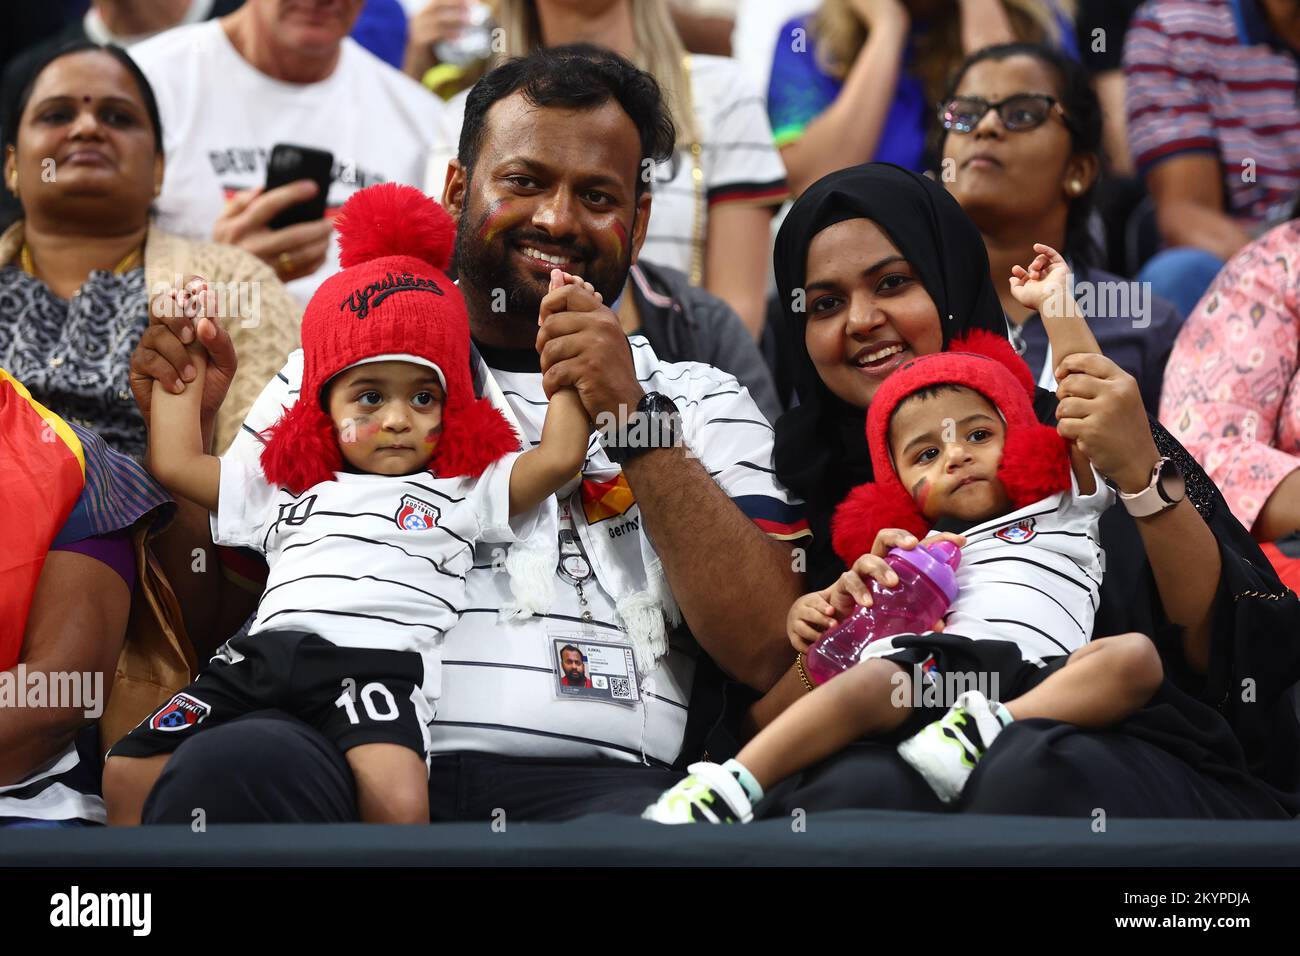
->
<box><xmin>422</xmin><ymin>422</ymin><xmax>444</xmax><ymax>451</ymax></box>
<box><xmin>911</xmin><ymin>477</ymin><xmax>931</xmax><ymax>513</ymax></box>
<box><xmin>344</xmin><ymin>414</ymin><xmax>381</xmax><ymax>445</ymax></box>
<box><xmin>478</xmin><ymin>199</ymin><xmax>521</xmax><ymax>246</ymax></box>
<box><xmin>610</xmin><ymin>220</ymin><xmax>628</xmax><ymax>262</ymax></box>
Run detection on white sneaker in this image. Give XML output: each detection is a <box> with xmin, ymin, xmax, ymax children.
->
<box><xmin>642</xmin><ymin>762</ymin><xmax>755</xmax><ymax>824</ymax></box>
<box><xmin>897</xmin><ymin>690</ymin><xmax>1007</xmax><ymax>804</ymax></box>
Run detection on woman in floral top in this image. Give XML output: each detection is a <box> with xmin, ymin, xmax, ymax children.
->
<box><xmin>1159</xmin><ymin>217</ymin><xmax>1300</xmax><ymax>562</ymax></box>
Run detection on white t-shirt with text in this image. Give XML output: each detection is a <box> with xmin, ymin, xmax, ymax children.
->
<box><xmin>130</xmin><ymin>21</ymin><xmax>447</xmax><ymax>303</ymax></box>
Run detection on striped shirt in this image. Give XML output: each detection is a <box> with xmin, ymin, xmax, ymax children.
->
<box><xmin>223</xmin><ymin>343</ymin><xmax>809</xmax><ymax>767</ymax></box>
<box><xmin>1124</xmin><ymin>0</ymin><xmax>1300</xmax><ymax>231</ymax></box>
<box><xmin>862</xmin><ymin>467</ymin><xmax>1115</xmax><ymax>665</ymax></box>
<box><xmin>213</xmin><ymin>453</ymin><xmax>522</xmax><ymax>702</ymax></box>
<box><xmin>639</xmin><ymin>54</ymin><xmax>788</xmax><ymax>277</ymax></box>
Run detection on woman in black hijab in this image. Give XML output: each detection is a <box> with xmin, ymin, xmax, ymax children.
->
<box><xmin>773</xmin><ymin>164</ymin><xmax>1009</xmax><ymax>589</ymax></box>
<box><xmin>758</xmin><ymin>163</ymin><xmax>1300</xmax><ymax>820</ymax></box>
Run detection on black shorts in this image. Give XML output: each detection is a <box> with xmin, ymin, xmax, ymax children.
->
<box><xmin>109</xmin><ymin>630</ymin><xmax>433</xmax><ymax>764</ymax></box>
<box><xmin>868</xmin><ymin>632</ymin><xmax>1069</xmax><ymax>740</ymax></box>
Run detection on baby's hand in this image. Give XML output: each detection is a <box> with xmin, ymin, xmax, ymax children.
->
<box><xmin>157</xmin><ymin>279</ymin><xmax>216</xmax><ymax>374</ymax></box>
<box><xmin>829</xmin><ymin>529</ymin><xmax>967</xmax><ymax>615</ymax></box>
<box><xmin>788</xmin><ymin>589</ymin><xmax>838</xmax><ymax>653</ymax></box>
<box><xmin>540</xmin><ymin>269</ymin><xmax>604</xmax><ymax>325</ymax></box>
<box><xmin>1009</xmin><ymin>243</ymin><xmax>1076</xmax><ymax>318</ymax></box>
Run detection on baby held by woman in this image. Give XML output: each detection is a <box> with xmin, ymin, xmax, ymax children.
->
<box><xmin>646</xmin><ymin>245</ymin><xmax>1164</xmax><ymax>823</ymax></box>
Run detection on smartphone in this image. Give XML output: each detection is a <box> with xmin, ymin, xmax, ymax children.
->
<box><xmin>264</xmin><ymin>143</ymin><xmax>334</xmax><ymax>230</ymax></box>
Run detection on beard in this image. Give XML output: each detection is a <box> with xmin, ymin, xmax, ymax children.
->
<box><xmin>454</xmin><ymin>197</ymin><xmax>633</xmax><ymax>337</ymax></box>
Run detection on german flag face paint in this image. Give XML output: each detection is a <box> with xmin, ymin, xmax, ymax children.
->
<box><xmin>422</xmin><ymin>422</ymin><xmax>443</xmax><ymax>454</ymax></box>
<box><xmin>911</xmin><ymin>477</ymin><xmax>931</xmax><ymax>514</ymax></box>
<box><xmin>477</xmin><ymin>198</ymin><xmax>518</xmax><ymax>246</ymax></box>
<box><xmin>609</xmin><ymin>219</ymin><xmax>628</xmax><ymax>264</ymax></box>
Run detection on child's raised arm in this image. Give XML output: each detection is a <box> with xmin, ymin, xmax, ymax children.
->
<box><xmin>508</xmin><ymin>270</ymin><xmax>594</xmax><ymax>515</ymax></box>
<box><xmin>1009</xmin><ymin>243</ymin><xmax>1100</xmax><ymax>491</ymax></box>
<box><xmin>508</xmin><ymin>387</ymin><xmax>588</xmax><ymax>515</ymax></box>
<box><xmin>1009</xmin><ymin>243</ymin><xmax>1100</xmax><ymax>363</ymax></box>
<box><xmin>146</xmin><ymin>289</ymin><xmax>221</xmax><ymax>511</ymax></box>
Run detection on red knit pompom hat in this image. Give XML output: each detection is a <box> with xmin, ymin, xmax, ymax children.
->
<box><xmin>830</xmin><ymin>330</ymin><xmax>1071</xmax><ymax>566</ymax></box>
<box><xmin>259</xmin><ymin>183</ymin><xmax>519</xmax><ymax>493</ymax></box>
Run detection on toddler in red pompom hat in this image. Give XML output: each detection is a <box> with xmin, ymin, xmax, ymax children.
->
<box><xmin>107</xmin><ymin>184</ymin><xmax>592</xmax><ymax>825</ymax></box>
<box><xmin>645</xmin><ymin>245</ymin><xmax>1167</xmax><ymax>825</ymax></box>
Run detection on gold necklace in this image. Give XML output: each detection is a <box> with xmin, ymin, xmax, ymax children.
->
<box><xmin>18</xmin><ymin>242</ymin><xmax>143</xmax><ymax>278</ymax></box>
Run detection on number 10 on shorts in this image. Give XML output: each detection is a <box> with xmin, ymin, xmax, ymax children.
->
<box><xmin>335</xmin><ymin>682</ymin><xmax>400</xmax><ymax>723</ymax></box>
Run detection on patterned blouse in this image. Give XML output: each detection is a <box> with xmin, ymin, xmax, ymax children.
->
<box><xmin>1159</xmin><ymin>221</ymin><xmax>1300</xmax><ymax>530</ymax></box>
<box><xmin>0</xmin><ymin>265</ymin><xmax>149</xmax><ymax>459</ymax></box>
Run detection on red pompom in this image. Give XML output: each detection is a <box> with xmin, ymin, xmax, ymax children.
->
<box><xmin>259</xmin><ymin>400</ymin><xmax>343</xmax><ymax>495</ymax></box>
<box><xmin>949</xmin><ymin>329</ymin><xmax>1037</xmax><ymax>401</ymax></box>
<box><xmin>831</xmin><ymin>482</ymin><xmax>929</xmax><ymax>568</ymax></box>
<box><xmin>336</xmin><ymin>183</ymin><xmax>455</xmax><ymax>271</ymax></box>
<box><xmin>997</xmin><ymin>424</ymin><xmax>1072</xmax><ymax>507</ymax></box>
<box><xmin>430</xmin><ymin>397</ymin><xmax>521</xmax><ymax>479</ymax></box>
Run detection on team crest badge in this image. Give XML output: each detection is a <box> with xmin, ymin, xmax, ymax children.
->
<box><xmin>150</xmin><ymin>693</ymin><xmax>211</xmax><ymax>732</ymax></box>
<box><xmin>396</xmin><ymin>494</ymin><xmax>440</xmax><ymax>531</ymax></box>
<box><xmin>994</xmin><ymin>517</ymin><xmax>1037</xmax><ymax>544</ymax></box>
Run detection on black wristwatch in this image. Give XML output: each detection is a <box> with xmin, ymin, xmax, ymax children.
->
<box><xmin>601</xmin><ymin>391</ymin><xmax>682</xmax><ymax>464</ymax></box>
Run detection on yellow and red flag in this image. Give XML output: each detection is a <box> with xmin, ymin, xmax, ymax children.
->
<box><xmin>0</xmin><ymin>370</ymin><xmax>85</xmax><ymax>669</ymax></box>
<box><xmin>580</xmin><ymin>473</ymin><xmax>636</xmax><ymax>524</ymax></box>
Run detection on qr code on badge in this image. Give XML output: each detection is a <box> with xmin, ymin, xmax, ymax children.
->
<box><xmin>609</xmin><ymin>676</ymin><xmax>632</xmax><ymax>700</ymax></box>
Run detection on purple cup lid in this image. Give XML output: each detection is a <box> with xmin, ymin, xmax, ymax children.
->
<box><xmin>889</xmin><ymin>541</ymin><xmax>961</xmax><ymax>603</ymax></box>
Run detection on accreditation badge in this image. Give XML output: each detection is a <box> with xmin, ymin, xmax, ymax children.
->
<box><xmin>547</xmin><ymin>631</ymin><xmax>641</xmax><ymax>707</ymax></box>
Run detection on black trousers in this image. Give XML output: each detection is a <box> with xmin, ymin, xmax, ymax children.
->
<box><xmin>762</xmin><ymin>719</ymin><xmax>1291</xmax><ymax>821</ymax></box>
<box><xmin>140</xmin><ymin>704</ymin><xmax>1292</xmax><ymax>824</ymax></box>
<box><xmin>140</xmin><ymin>710</ymin><xmax>679</xmax><ymax>824</ymax></box>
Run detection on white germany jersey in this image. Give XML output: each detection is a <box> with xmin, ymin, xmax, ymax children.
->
<box><xmin>213</xmin><ymin>451</ymin><xmax>523</xmax><ymax>700</ymax></box>
<box><xmin>224</xmin><ymin>343</ymin><xmax>808</xmax><ymax>766</ymax></box>
<box><xmin>864</xmin><ymin>466</ymin><xmax>1115</xmax><ymax>665</ymax></box>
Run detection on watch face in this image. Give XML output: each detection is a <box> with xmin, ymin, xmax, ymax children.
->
<box><xmin>639</xmin><ymin>391</ymin><xmax>680</xmax><ymax>417</ymax></box>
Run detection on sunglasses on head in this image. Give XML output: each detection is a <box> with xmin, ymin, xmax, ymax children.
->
<box><xmin>939</xmin><ymin>94</ymin><xmax>1071</xmax><ymax>134</ymax></box>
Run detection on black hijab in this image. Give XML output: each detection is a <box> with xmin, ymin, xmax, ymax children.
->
<box><xmin>772</xmin><ymin>164</ymin><xmax>1009</xmax><ymax>587</ymax></box>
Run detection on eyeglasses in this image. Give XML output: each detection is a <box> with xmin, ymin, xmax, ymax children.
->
<box><xmin>939</xmin><ymin>94</ymin><xmax>1071</xmax><ymax>134</ymax></box>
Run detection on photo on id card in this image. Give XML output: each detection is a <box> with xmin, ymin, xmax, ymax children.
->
<box><xmin>550</xmin><ymin>636</ymin><xmax>640</xmax><ymax>705</ymax></box>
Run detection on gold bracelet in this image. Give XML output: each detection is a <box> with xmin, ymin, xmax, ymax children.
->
<box><xmin>796</xmin><ymin>652</ymin><xmax>815</xmax><ymax>692</ymax></box>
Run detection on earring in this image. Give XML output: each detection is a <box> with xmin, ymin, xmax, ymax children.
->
<box><xmin>1068</xmin><ymin>179</ymin><xmax>1083</xmax><ymax>196</ymax></box>
<box><xmin>7</xmin><ymin>169</ymin><xmax>16</xmax><ymax>198</ymax></box>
